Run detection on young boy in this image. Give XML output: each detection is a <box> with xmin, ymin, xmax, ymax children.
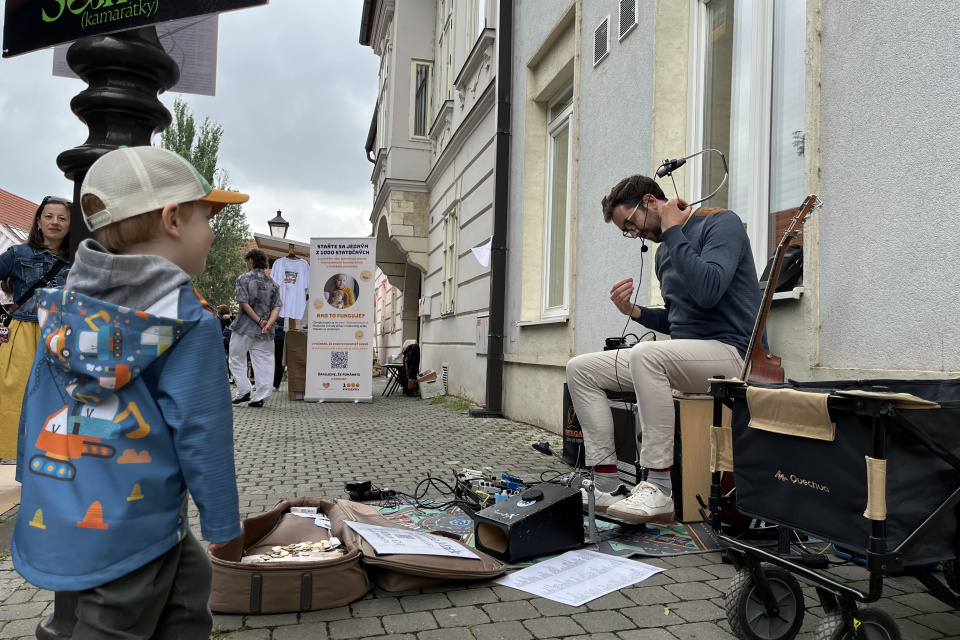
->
<box><xmin>12</xmin><ymin>146</ymin><xmax>246</xmax><ymax>639</ymax></box>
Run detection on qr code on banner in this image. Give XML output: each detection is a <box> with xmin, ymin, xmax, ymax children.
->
<box><xmin>331</xmin><ymin>351</ymin><xmax>348</xmax><ymax>369</ymax></box>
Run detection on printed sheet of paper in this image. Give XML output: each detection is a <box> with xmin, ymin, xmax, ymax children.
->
<box><xmin>494</xmin><ymin>550</ymin><xmax>664</xmax><ymax>606</ymax></box>
<box><xmin>471</xmin><ymin>236</ymin><xmax>493</xmax><ymax>267</ymax></box>
<box><xmin>344</xmin><ymin>521</ymin><xmax>479</xmax><ymax>560</ymax></box>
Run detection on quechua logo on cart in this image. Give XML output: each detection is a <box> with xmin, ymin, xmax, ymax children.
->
<box><xmin>774</xmin><ymin>469</ymin><xmax>830</xmax><ymax>493</ymax></box>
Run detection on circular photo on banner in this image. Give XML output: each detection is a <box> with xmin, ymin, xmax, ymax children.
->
<box><xmin>324</xmin><ymin>273</ymin><xmax>358</xmax><ymax>310</ymax></box>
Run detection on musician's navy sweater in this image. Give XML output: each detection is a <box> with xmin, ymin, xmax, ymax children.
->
<box><xmin>633</xmin><ymin>209</ymin><xmax>762</xmax><ymax>358</ymax></box>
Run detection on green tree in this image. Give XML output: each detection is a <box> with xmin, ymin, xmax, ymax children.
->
<box><xmin>159</xmin><ymin>97</ymin><xmax>251</xmax><ymax>309</ymax></box>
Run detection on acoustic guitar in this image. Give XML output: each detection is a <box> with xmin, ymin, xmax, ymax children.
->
<box><xmin>740</xmin><ymin>194</ymin><xmax>822</xmax><ymax>383</ymax></box>
<box><xmin>721</xmin><ymin>194</ymin><xmax>821</xmax><ymax>529</ymax></box>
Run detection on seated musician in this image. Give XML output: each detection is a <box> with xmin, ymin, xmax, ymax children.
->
<box><xmin>566</xmin><ymin>174</ymin><xmax>762</xmax><ymax>523</ymax></box>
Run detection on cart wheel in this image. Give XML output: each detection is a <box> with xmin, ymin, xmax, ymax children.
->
<box><xmin>814</xmin><ymin>608</ymin><xmax>901</xmax><ymax>640</ymax></box>
<box><xmin>726</xmin><ymin>566</ymin><xmax>805</xmax><ymax>640</ymax></box>
<box><xmin>945</xmin><ymin>559</ymin><xmax>959</xmax><ymax>593</ymax></box>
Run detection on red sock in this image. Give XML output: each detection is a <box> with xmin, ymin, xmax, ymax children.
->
<box><xmin>594</xmin><ymin>464</ymin><xmax>618</xmax><ymax>474</ymax></box>
<box><xmin>649</xmin><ymin>467</ymin><xmax>671</xmax><ymax>473</ymax></box>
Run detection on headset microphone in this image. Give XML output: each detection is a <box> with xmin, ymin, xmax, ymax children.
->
<box><xmin>640</xmin><ymin>243</ymin><xmax>648</xmax><ymax>253</ymax></box>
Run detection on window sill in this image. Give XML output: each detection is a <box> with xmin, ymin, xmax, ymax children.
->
<box><xmin>517</xmin><ymin>316</ymin><xmax>568</xmax><ymax>328</ymax></box>
<box><xmin>454</xmin><ymin>28</ymin><xmax>496</xmax><ymax>92</ymax></box>
<box><xmin>429</xmin><ymin>100</ymin><xmax>454</xmax><ymax>141</ymax></box>
<box><xmin>771</xmin><ymin>286</ymin><xmax>804</xmax><ymax>301</ymax></box>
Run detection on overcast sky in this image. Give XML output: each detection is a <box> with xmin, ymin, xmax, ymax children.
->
<box><xmin>0</xmin><ymin>1</ymin><xmax>380</xmax><ymax>240</ymax></box>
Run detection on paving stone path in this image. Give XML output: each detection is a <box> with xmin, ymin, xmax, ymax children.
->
<box><xmin>0</xmin><ymin>378</ymin><xmax>956</xmax><ymax>639</ymax></box>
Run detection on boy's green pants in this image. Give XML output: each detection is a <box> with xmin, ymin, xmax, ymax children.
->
<box><xmin>73</xmin><ymin>531</ymin><xmax>213</xmax><ymax>640</ymax></box>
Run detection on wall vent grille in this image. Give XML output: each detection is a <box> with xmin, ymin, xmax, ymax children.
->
<box><xmin>594</xmin><ymin>16</ymin><xmax>610</xmax><ymax>67</ymax></box>
<box><xmin>619</xmin><ymin>0</ymin><xmax>637</xmax><ymax>40</ymax></box>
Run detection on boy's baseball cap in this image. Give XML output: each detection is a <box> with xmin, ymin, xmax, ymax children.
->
<box><xmin>80</xmin><ymin>146</ymin><xmax>249</xmax><ymax>232</ymax></box>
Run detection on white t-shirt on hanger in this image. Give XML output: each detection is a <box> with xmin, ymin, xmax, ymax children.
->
<box><xmin>270</xmin><ymin>257</ymin><xmax>310</xmax><ymax>320</ymax></box>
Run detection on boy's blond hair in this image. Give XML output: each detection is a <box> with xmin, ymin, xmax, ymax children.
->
<box><xmin>81</xmin><ymin>194</ymin><xmax>195</xmax><ymax>253</ymax></box>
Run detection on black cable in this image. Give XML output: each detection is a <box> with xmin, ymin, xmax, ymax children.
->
<box><xmin>587</xmin><ymin>200</ymin><xmax>652</xmax><ymax>476</ymax></box>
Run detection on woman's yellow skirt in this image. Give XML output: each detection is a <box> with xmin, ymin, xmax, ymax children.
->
<box><xmin>0</xmin><ymin>320</ymin><xmax>40</xmax><ymax>460</ymax></box>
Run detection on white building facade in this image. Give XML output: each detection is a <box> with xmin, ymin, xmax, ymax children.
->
<box><xmin>361</xmin><ymin>0</ymin><xmax>498</xmax><ymax>401</ymax></box>
<box><xmin>502</xmin><ymin>0</ymin><xmax>960</xmax><ymax>432</ymax></box>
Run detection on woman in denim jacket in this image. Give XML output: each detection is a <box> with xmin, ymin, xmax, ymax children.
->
<box><xmin>0</xmin><ymin>196</ymin><xmax>71</xmax><ymax>461</ymax></box>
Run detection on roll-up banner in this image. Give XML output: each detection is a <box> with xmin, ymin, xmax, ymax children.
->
<box><xmin>305</xmin><ymin>237</ymin><xmax>375</xmax><ymax>402</ymax></box>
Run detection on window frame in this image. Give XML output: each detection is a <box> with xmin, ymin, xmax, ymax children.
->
<box><xmin>465</xmin><ymin>0</ymin><xmax>486</xmax><ymax>56</ymax></box>
<box><xmin>541</xmin><ymin>88</ymin><xmax>574</xmax><ymax>319</ymax></box>
<box><xmin>409</xmin><ymin>59</ymin><xmax>433</xmax><ymax>140</ymax></box>
<box><xmin>441</xmin><ymin>204</ymin><xmax>459</xmax><ymax>316</ymax></box>
<box><xmin>436</xmin><ymin>0</ymin><xmax>454</xmax><ymax>112</ymax></box>
<box><xmin>688</xmin><ymin>0</ymin><xmax>805</xmax><ymax>270</ymax></box>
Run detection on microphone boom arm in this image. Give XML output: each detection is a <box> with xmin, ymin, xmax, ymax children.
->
<box><xmin>655</xmin><ymin>148</ymin><xmax>728</xmax><ymax>209</ymax></box>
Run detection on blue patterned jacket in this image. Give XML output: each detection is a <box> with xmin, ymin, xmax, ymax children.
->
<box><xmin>12</xmin><ymin>284</ymin><xmax>240</xmax><ymax>591</ymax></box>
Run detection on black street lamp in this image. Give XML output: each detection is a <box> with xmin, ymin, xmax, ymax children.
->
<box><xmin>268</xmin><ymin>210</ymin><xmax>289</xmax><ymax>238</ymax></box>
<box><xmin>42</xmin><ymin>27</ymin><xmax>179</xmax><ymax>640</ymax></box>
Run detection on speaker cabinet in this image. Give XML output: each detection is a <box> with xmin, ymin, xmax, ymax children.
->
<box><xmin>472</xmin><ymin>485</ymin><xmax>583</xmax><ymax>563</ymax></box>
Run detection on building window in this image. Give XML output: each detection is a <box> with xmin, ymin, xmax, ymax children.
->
<box><xmin>377</xmin><ymin>283</ymin><xmax>385</xmax><ymax>329</ymax></box>
<box><xmin>690</xmin><ymin>0</ymin><xmax>806</xmax><ymax>267</ymax></box>
<box><xmin>465</xmin><ymin>0</ymin><xmax>485</xmax><ymax>54</ymax></box>
<box><xmin>437</xmin><ymin>0</ymin><xmax>454</xmax><ymax>108</ymax></box>
<box><xmin>375</xmin><ymin>35</ymin><xmax>391</xmax><ymax>151</ymax></box>
<box><xmin>543</xmin><ymin>85</ymin><xmax>574</xmax><ymax>318</ymax></box>
<box><xmin>390</xmin><ymin>288</ymin><xmax>397</xmax><ymax>333</ymax></box>
<box><xmin>441</xmin><ymin>205</ymin><xmax>459</xmax><ymax>315</ymax></box>
<box><xmin>410</xmin><ymin>61</ymin><xmax>432</xmax><ymax>139</ymax></box>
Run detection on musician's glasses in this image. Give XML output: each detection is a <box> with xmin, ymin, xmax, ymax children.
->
<box><xmin>621</xmin><ymin>202</ymin><xmax>641</xmax><ymax>238</ymax></box>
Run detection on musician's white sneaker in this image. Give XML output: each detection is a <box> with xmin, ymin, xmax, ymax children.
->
<box><xmin>606</xmin><ymin>481</ymin><xmax>675</xmax><ymax>523</ymax></box>
<box><xmin>581</xmin><ymin>484</ymin><xmax>630</xmax><ymax>513</ymax></box>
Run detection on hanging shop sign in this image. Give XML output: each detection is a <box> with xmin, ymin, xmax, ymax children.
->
<box><xmin>3</xmin><ymin>0</ymin><xmax>268</xmax><ymax>58</ymax></box>
<box><xmin>305</xmin><ymin>238</ymin><xmax>375</xmax><ymax>403</ymax></box>
<box><xmin>53</xmin><ymin>15</ymin><xmax>220</xmax><ymax>96</ymax></box>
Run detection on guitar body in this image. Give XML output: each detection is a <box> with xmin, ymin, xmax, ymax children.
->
<box><xmin>746</xmin><ymin>353</ymin><xmax>783</xmax><ymax>384</ymax></box>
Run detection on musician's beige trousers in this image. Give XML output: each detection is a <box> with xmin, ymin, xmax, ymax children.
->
<box><xmin>566</xmin><ymin>339</ymin><xmax>742</xmax><ymax>470</ymax></box>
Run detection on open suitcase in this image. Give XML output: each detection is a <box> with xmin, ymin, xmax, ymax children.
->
<box><xmin>208</xmin><ymin>497</ymin><xmax>506</xmax><ymax>614</ymax></box>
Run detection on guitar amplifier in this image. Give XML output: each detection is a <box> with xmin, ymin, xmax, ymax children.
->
<box><xmin>472</xmin><ymin>484</ymin><xmax>583</xmax><ymax>563</ymax></box>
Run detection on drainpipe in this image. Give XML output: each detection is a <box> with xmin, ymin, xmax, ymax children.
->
<box><xmin>470</xmin><ymin>0</ymin><xmax>512</xmax><ymax>419</ymax></box>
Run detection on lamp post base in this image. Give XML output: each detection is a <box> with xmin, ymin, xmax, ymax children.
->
<box><xmin>35</xmin><ymin>591</ymin><xmax>78</xmax><ymax>640</ymax></box>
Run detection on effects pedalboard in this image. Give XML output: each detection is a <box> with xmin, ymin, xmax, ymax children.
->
<box><xmin>454</xmin><ymin>468</ymin><xmax>526</xmax><ymax>509</ymax></box>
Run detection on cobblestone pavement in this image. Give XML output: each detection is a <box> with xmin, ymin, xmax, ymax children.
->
<box><xmin>0</xmin><ymin>378</ymin><xmax>957</xmax><ymax>639</ymax></box>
